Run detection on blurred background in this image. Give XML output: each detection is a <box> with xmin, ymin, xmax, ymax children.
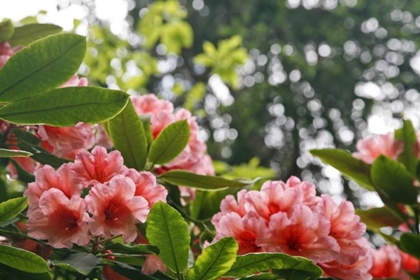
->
<box><xmin>2</xmin><ymin>0</ymin><xmax>420</xmax><ymax>208</ymax></box>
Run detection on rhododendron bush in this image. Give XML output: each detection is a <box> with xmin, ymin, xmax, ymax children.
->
<box><xmin>1</xmin><ymin>20</ymin><xmax>420</xmax><ymax>280</ymax></box>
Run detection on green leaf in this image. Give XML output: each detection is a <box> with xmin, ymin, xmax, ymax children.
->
<box><xmin>148</xmin><ymin>120</ymin><xmax>190</xmax><ymax>166</ymax></box>
<box><xmin>224</xmin><ymin>253</ymin><xmax>322</xmax><ymax>279</ymax></box>
<box><xmin>371</xmin><ymin>155</ymin><xmax>417</xmax><ymax>205</ymax></box>
<box><xmin>52</xmin><ymin>253</ymin><xmax>97</xmax><ymax>276</ymax></box>
<box><xmin>0</xmin><ymin>244</ymin><xmax>50</xmax><ymax>273</ymax></box>
<box><xmin>146</xmin><ymin>201</ymin><xmax>190</xmax><ymax>276</ymax></box>
<box><xmin>0</xmin><ymin>197</ymin><xmax>28</xmax><ymax>224</ymax></box>
<box><xmin>0</xmin><ymin>263</ymin><xmax>51</xmax><ymax>280</ymax></box>
<box><xmin>140</xmin><ymin>115</ymin><xmax>154</xmax><ymax>150</ymax></box>
<box><xmin>0</xmin><ymin>19</ymin><xmax>14</xmax><ymax>42</ymax></box>
<box><xmin>104</xmin><ymin>242</ymin><xmax>159</xmax><ymax>255</ymax></box>
<box><xmin>17</xmin><ymin>142</ymin><xmax>70</xmax><ymax>168</ymax></box>
<box><xmin>310</xmin><ymin>149</ymin><xmax>374</xmax><ymax>190</ymax></box>
<box><xmin>400</xmin><ymin>233</ymin><xmax>420</xmax><ymax>260</ymax></box>
<box><xmin>8</xmin><ymin>23</ymin><xmax>63</xmax><ymax>47</ymax></box>
<box><xmin>108</xmin><ymin>100</ymin><xmax>148</xmax><ymax>170</ymax></box>
<box><xmin>356</xmin><ymin>206</ymin><xmax>404</xmax><ymax>230</ymax></box>
<box><xmin>186</xmin><ymin>237</ymin><xmax>238</xmax><ymax>280</ymax></box>
<box><xmin>160</xmin><ymin>170</ymin><xmax>254</xmax><ymax>190</ymax></box>
<box><xmin>13</xmin><ymin>128</ymin><xmax>41</xmax><ymax>145</ymax></box>
<box><xmin>0</xmin><ymin>86</ymin><xmax>129</xmax><ymax>126</ymax></box>
<box><xmin>0</xmin><ymin>148</ymin><xmax>32</xmax><ymax>157</ymax></box>
<box><xmin>395</xmin><ymin>120</ymin><xmax>418</xmax><ymax>175</ymax></box>
<box><xmin>0</xmin><ymin>33</ymin><xmax>86</xmax><ymax>102</ymax></box>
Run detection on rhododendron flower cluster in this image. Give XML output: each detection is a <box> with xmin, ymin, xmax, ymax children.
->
<box><xmin>24</xmin><ymin>146</ymin><xmax>167</xmax><ymax>248</ymax></box>
<box><xmin>210</xmin><ymin>176</ymin><xmax>372</xmax><ymax>279</ymax></box>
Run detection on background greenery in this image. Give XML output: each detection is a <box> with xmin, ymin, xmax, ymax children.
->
<box><xmin>14</xmin><ymin>0</ymin><xmax>420</xmax><ymax>207</ymax></box>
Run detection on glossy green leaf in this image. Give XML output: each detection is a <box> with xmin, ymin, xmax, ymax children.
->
<box><xmin>0</xmin><ymin>245</ymin><xmax>50</xmax><ymax>273</ymax></box>
<box><xmin>13</xmin><ymin>128</ymin><xmax>41</xmax><ymax>145</ymax></box>
<box><xmin>395</xmin><ymin>120</ymin><xmax>418</xmax><ymax>175</ymax></box>
<box><xmin>224</xmin><ymin>253</ymin><xmax>322</xmax><ymax>279</ymax></box>
<box><xmin>0</xmin><ymin>33</ymin><xmax>86</xmax><ymax>102</ymax></box>
<box><xmin>8</xmin><ymin>23</ymin><xmax>62</xmax><ymax>47</ymax></box>
<box><xmin>146</xmin><ymin>201</ymin><xmax>190</xmax><ymax>276</ymax></box>
<box><xmin>0</xmin><ymin>148</ymin><xmax>32</xmax><ymax>158</ymax></box>
<box><xmin>105</xmin><ymin>242</ymin><xmax>159</xmax><ymax>255</ymax></box>
<box><xmin>108</xmin><ymin>100</ymin><xmax>148</xmax><ymax>170</ymax></box>
<box><xmin>310</xmin><ymin>149</ymin><xmax>374</xmax><ymax>190</ymax></box>
<box><xmin>0</xmin><ymin>197</ymin><xmax>28</xmax><ymax>224</ymax></box>
<box><xmin>0</xmin><ymin>263</ymin><xmax>51</xmax><ymax>280</ymax></box>
<box><xmin>356</xmin><ymin>206</ymin><xmax>404</xmax><ymax>230</ymax></box>
<box><xmin>400</xmin><ymin>233</ymin><xmax>420</xmax><ymax>259</ymax></box>
<box><xmin>140</xmin><ymin>115</ymin><xmax>153</xmax><ymax>150</ymax></box>
<box><xmin>186</xmin><ymin>237</ymin><xmax>238</xmax><ymax>280</ymax></box>
<box><xmin>0</xmin><ymin>19</ymin><xmax>14</xmax><ymax>42</ymax></box>
<box><xmin>52</xmin><ymin>253</ymin><xmax>97</xmax><ymax>276</ymax></box>
<box><xmin>371</xmin><ymin>155</ymin><xmax>417</xmax><ymax>205</ymax></box>
<box><xmin>160</xmin><ymin>170</ymin><xmax>254</xmax><ymax>190</ymax></box>
<box><xmin>17</xmin><ymin>142</ymin><xmax>69</xmax><ymax>168</ymax></box>
<box><xmin>0</xmin><ymin>86</ymin><xmax>129</xmax><ymax>126</ymax></box>
<box><xmin>148</xmin><ymin>120</ymin><xmax>190</xmax><ymax>166</ymax></box>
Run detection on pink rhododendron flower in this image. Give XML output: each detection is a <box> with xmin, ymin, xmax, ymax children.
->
<box><xmin>246</xmin><ymin>180</ymin><xmax>305</xmax><ymax>220</ymax></box>
<box><xmin>142</xmin><ymin>255</ymin><xmax>168</xmax><ymax>275</ymax></box>
<box><xmin>60</xmin><ymin>74</ymin><xmax>88</xmax><ymax>87</ymax></box>
<box><xmin>319</xmin><ymin>253</ymin><xmax>373</xmax><ymax>280</ymax></box>
<box><xmin>213</xmin><ymin>211</ymin><xmax>267</xmax><ymax>255</ymax></box>
<box><xmin>258</xmin><ymin>205</ymin><xmax>340</xmax><ymax>263</ymax></box>
<box><xmin>124</xmin><ymin>169</ymin><xmax>167</xmax><ymax>208</ymax></box>
<box><xmin>72</xmin><ymin>146</ymin><xmax>127</xmax><ymax>186</ymax></box>
<box><xmin>352</xmin><ymin>132</ymin><xmax>403</xmax><ymax>164</ymax></box>
<box><xmin>26</xmin><ymin>188</ymin><xmax>90</xmax><ymax>248</ymax></box>
<box><xmin>211</xmin><ymin>189</ymin><xmax>248</xmax><ymax>229</ymax></box>
<box><xmin>85</xmin><ymin>175</ymin><xmax>149</xmax><ymax>243</ymax></box>
<box><xmin>369</xmin><ymin>245</ymin><xmax>409</xmax><ymax>279</ymax></box>
<box><xmin>37</xmin><ymin>122</ymin><xmax>95</xmax><ymax>159</ymax></box>
<box><xmin>0</xmin><ymin>42</ymin><xmax>22</xmax><ymax>68</ymax></box>
<box><xmin>317</xmin><ymin>195</ymin><xmax>370</xmax><ymax>265</ymax></box>
<box><xmin>24</xmin><ymin>164</ymin><xmax>82</xmax><ymax>213</ymax></box>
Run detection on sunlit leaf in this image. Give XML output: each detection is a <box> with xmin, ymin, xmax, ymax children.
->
<box><xmin>8</xmin><ymin>23</ymin><xmax>62</xmax><ymax>47</ymax></box>
<box><xmin>146</xmin><ymin>201</ymin><xmax>190</xmax><ymax>276</ymax></box>
<box><xmin>224</xmin><ymin>253</ymin><xmax>322</xmax><ymax>279</ymax></box>
<box><xmin>186</xmin><ymin>237</ymin><xmax>238</xmax><ymax>280</ymax></box>
<box><xmin>0</xmin><ymin>197</ymin><xmax>28</xmax><ymax>224</ymax></box>
<box><xmin>108</xmin><ymin>100</ymin><xmax>148</xmax><ymax>170</ymax></box>
<box><xmin>0</xmin><ymin>33</ymin><xmax>86</xmax><ymax>102</ymax></box>
<box><xmin>395</xmin><ymin>120</ymin><xmax>418</xmax><ymax>175</ymax></box>
<box><xmin>160</xmin><ymin>170</ymin><xmax>253</xmax><ymax>190</ymax></box>
<box><xmin>310</xmin><ymin>149</ymin><xmax>374</xmax><ymax>190</ymax></box>
<box><xmin>148</xmin><ymin>120</ymin><xmax>190</xmax><ymax>166</ymax></box>
<box><xmin>0</xmin><ymin>87</ymin><xmax>129</xmax><ymax>126</ymax></box>
<box><xmin>0</xmin><ymin>245</ymin><xmax>50</xmax><ymax>273</ymax></box>
<box><xmin>0</xmin><ymin>148</ymin><xmax>32</xmax><ymax>158</ymax></box>
<box><xmin>0</xmin><ymin>19</ymin><xmax>14</xmax><ymax>42</ymax></box>
<box><xmin>371</xmin><ymin>155</ymin><xmax>417</xmax><ymax>205</ymax></box>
